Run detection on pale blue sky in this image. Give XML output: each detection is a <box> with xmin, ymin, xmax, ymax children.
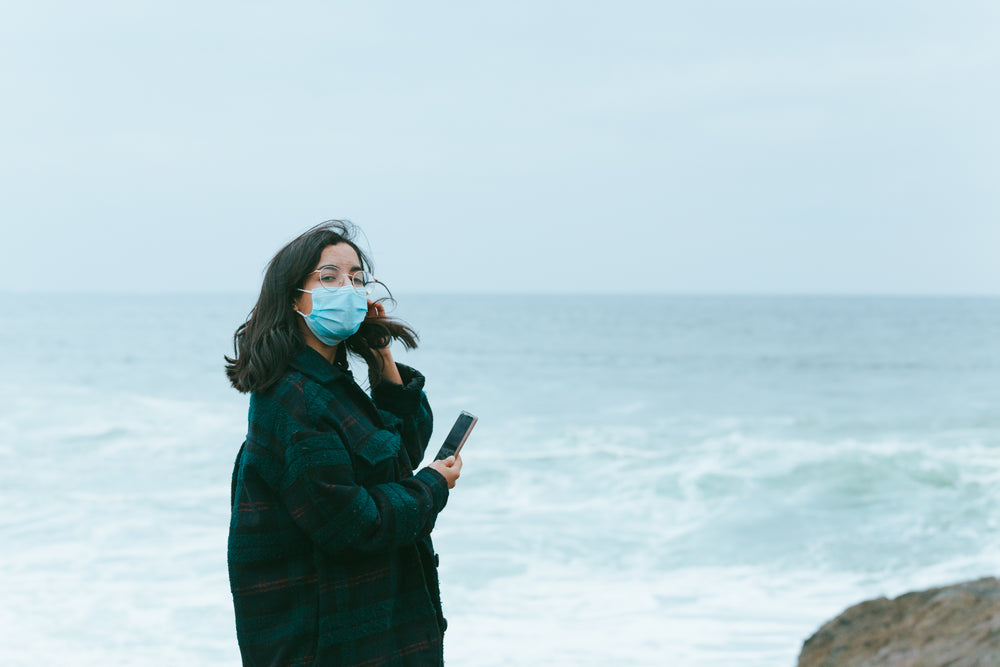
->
<box><xmin>2</xmin><ymin>1</ymin><xmax>997</xmax><ymax>293</ymax></box>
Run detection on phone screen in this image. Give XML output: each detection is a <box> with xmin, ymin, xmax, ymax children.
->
<box><xmin>434</xmin><ymin>411</ymin><xmax>478</xmax><ymax>460</ymax></box>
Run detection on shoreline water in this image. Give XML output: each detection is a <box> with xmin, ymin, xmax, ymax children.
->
<box><xmin>1</xmin><ymin>294</ymin><xmax>997</xmax><ymax>665</ymax></box>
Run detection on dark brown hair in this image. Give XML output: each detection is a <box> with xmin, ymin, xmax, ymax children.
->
<box><xmin>225</xmin><ymin>220</ymin><xmax>418</xmax><ymax>394</ymax></box>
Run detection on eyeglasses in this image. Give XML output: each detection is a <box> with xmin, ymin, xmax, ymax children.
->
<box><xmin>310</xmin><ymin>265</ymin><xmax>377</xmax><ymax>295</ymax></box>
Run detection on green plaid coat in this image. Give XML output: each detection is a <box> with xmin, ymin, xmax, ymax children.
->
<box><xmin>228</xmin><ymin>347</ymin><xmax>450</xmax><ymax>666</ymax></box>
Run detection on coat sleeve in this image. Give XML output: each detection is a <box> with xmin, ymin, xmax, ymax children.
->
<box><xmin>371</xmin><ymin>363</ymin><xmax>435</xmax><ymax>468</ymax></box>
<box><xmin>279</xmin><ymin>429</ymin><xmax>449</xmax><ymax>557</ymax></box>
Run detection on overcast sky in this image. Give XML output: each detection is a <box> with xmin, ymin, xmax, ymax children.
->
<box><xmin>2</xmin><ymin>1</ymin><xmax>997</xmax><ymax>294</ymax></box>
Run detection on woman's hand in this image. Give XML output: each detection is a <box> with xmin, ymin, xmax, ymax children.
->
<box><xmin>428</xmin><ymin>455</ymin><xmax>462</xmax><ymax>489</ymax></box>
<box><xmin>365</xmin><ymin>300</ymin><xmax>403</xmax><ymax>385</ymax></box>
<box><xmin>365</xmin><ymin>299</ymin><xmax>387</xmax><ymax>324</ymax></box>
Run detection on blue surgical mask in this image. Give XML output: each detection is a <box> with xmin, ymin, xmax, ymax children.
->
<box><xmin>296</xmin><ymin>286</ymin><xmax>369</xmax><ymax>345</ymax></box>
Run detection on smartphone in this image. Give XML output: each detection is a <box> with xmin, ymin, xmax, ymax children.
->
<box><xmin>434</xmin><ymin>411</ymin><xmax>478</xmax><ymax>461</ymax></box>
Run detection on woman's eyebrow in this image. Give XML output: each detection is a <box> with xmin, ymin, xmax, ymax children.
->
<box><xmin>316</xmin><ymin>263</ymin><xmax>363</xmax><ymax>272</ymax></box>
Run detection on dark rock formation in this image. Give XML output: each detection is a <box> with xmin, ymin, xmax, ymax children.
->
<box><xmin>798</xmin><ymin>577</ymin><xmax>1000</xmax><ymax>667</ymax></box>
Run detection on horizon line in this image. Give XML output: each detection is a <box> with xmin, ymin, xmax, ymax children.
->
<box><xmin>1</xmin><ymin>289</ymin><xmax>999</xmax><ymax>298</ymax></box>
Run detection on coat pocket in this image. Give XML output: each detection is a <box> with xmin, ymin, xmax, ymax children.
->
<box><xmin>351</xmin><ymin>429</ymin><xmax>402</xmax><ymax>484</ymax></box>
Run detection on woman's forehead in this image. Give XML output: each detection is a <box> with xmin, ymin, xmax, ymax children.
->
<box><xmin>318</xmin><ymin>242</ymin><xmax>361</xmax><ymax>268</ymax></box>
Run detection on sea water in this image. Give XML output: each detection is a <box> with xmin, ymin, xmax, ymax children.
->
<box><xmin>1</xmin><ymin>294</ymin><xmax>998</xmax><ymax>666</ymax></box>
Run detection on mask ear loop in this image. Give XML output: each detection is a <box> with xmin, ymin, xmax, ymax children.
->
<box><xmin>294</xmin><ymin>287</ymin><xmax>313</xmax><ymax>318</ymax></box>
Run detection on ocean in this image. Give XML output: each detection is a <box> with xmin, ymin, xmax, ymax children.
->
<box><xmin>1</xmin><ymin>293</ymin><xmax>998</xmax><ymax>665</ymax></box>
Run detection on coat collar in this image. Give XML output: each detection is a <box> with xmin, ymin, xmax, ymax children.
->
<box><xmin>289</xmin><ymin>345</ymin><xmax>351</xmax><ymax>387</ymax></box>
<box><xmin>289</xmin><ymin>345</ymin><xmax>385</xmax><ymax>428</ymax></box>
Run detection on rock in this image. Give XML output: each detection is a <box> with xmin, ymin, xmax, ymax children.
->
<box><xmin>798</xmin><ymin>577</ymin><xmax>1000</xmax><ymax>667</ymax></box>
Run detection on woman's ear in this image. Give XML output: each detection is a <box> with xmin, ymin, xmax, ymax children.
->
<box><xmin>293</xmin><ymin>291</ymin><xmax>312</xmax><ymax>315</ymax></box>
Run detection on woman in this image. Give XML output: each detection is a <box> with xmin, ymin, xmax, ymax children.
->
<box><xmin>225</xmin><ymin>220</ymin><xmax>462</xmax><ymax>666</ymax></box>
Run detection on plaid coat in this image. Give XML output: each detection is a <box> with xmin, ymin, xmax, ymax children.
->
<box><xmin>228</xmin><ymin>347</ymin><xmax>450</xmax><ymax>666</ymax></box>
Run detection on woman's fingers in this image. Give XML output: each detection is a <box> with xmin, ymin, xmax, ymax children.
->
<box><xmin>429</xmin><ymin>454</ymin><xmax>463</xmax><ymax>489</ymax></box>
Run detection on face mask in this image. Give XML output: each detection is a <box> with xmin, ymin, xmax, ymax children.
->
<box><xmin>296</xmin><ymin>286</ymin><xmax>369</xmax><ymax>345</ymax></box>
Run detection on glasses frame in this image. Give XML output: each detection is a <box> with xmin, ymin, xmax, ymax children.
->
<box><xmin>309</xmin><ymin>265</ymin><xmax>378</xmax><ymax>296</ymax></box>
